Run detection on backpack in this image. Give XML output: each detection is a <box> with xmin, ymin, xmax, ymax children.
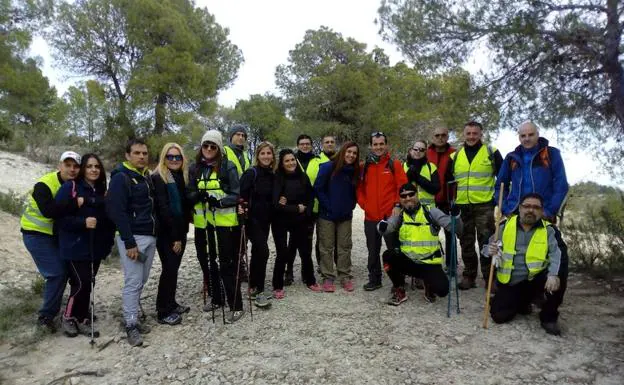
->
<box><xmin>361</xmin><ymin>156</ymin><xmax>396</xmax><ymax>182</ymax></box>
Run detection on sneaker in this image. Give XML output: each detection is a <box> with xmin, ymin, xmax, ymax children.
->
<box><xmin>224</xmin><ymin>310</ymin><xmax>245</xmax><ymax>324</ymax></box>
<box><xmin>248</xmin><ymin>287</ymin><xmax>260</xmax><ymax>300</ymax></box>
<box><xmin>541</xmin><ymin>321</ymin><xmax>562</xmax><ymax>336</ymax></box>
<box><xmin>423</xmin><ymin>286</ymin><xmax>436</xmax><ymax>303</ymax></box>
<box><xmin>342</xmin><ymin>280</ymin><xmax>355</xmax><ymax>292</ymax></box>
<box><xmin>136</xmin><ymin>322</ymin><xmax>151</xmax><ymax>334</ymax></box>
<box><xmin>322</xmin><ymin>279</ymin><xmax>336</xmax><ymax>293</ymax></box>
<box><xmin>273</xmin><ymin>289</ymin><xmax>285</xmax><ymax>299</ymax></box>
<box><xmin>307</xmin><ymin>283</ymin><xmax>322</xmax><ymax>292</ymax></box>
<box><xmin>203</xmin><ymin>303</ymin><xmax>223</xmax><ymax>313</ymax></box>
<box><xmin>76</xmin><ymin>319</ymin><xmax>100</xmax><ymax>338</ymax></box>
<box><xmin>158</xmin><ymin>313</ymin><xmax>182</xmax><ymax>325</ymax></box>
<box><xmin>126</xmin><ymin>325</ymin><xmax>143</xmax><ymax>347</ymax></box>
<box><xmin>458</xmin><ymin>277</ymin><xmax>477</xmax><ymax>290</ymax></box>
<box><xmin>387</xmin><ymin>287</ymin><xmax>408</xmax><ymax>306</ymax></box>
<box><xmin>363</xmin><ymin>281</ymin><xmax>382</xmax><ymax>291</ymax></box>
<box><xmin>284</xmin><ymin>272</ymin><xmax>294</xmax><ymax>286</ymax></box>
<box><xmin>37</xmin><ymin>316</ymin><xmax>57</xmax><ymax>334</ymax></box>
<box><xmin>173</xmin><ymin>304</ymin><xmax>190</xmax><ymax>314</ymax></box>
<box><xmin>254</xmin><ymin>292</ymin><xmax>272</xmax><ymax>308</ymax></box>
<box><xmin>62</xmin><ymin>317</ymin><xmax>78</xmax><ymax>337</ymax></box>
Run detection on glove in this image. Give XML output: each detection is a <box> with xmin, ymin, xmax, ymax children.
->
<box><xmin>487</xmin><ymin>240</ymin><xmax>502</xmax><ymax>267</ymax></box>
<box><xmin>450</xmin><ymin>205</ymin><xmax>461</xmax><ymax>217</ymax></box>
<box><xmin>207</xmin><ymin>196</ymin><xmax>220</xmax><ymax>208</ymax></box>
<box><xmin>544</xmin><ymin>276</ymin><xmax>560</xmax><ymax>293</ymax></box>
<box><xmin>378</xmin><ymin>220</ymin><xmax>388</xmax><ymax>234</ymax></box>
<box><xmin>199</xmin><ymin>190</ymin><xmax>210</xmax><ymax>203</ymax></box>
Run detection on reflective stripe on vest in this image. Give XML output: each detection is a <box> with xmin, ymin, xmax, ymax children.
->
<box><xmin>497</xmin><ymin>216</ymin><xmax>549</xmax><ymax>284</ymax></box>
<box><xmin>451</xmin><ymin>145</ymin><xmax>496</xmax><ymax>204</ymax></box>
<box><xmin>192</xmin><ymin>170</ymin><xmax>238</xmax><ymax>228</ymax></box>
<box><xmin>402</xmin><ymin>162</ymin><xmax>438</xmax><ymax>206</ymax></box>
<box><xmin>398</xmin><ymin>207</ymin><xmax>441</xmax><ymax>264</ymax></box>
<box><xmin>224</xmin><ymin>146</ymin><xmax>250</xmax><ymax>177</ymax></box>
<box><xmin>20</xmin><ymin>172</ymin><xmax>62</xmax><ymax>235</ymax></box>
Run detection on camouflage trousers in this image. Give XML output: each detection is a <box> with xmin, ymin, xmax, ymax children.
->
<box><xmin>457</xmin><ymin>203</ymin><xmax>495</xmax><ymax>281</ymax></box>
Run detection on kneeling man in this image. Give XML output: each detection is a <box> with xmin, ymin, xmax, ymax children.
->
<box><xmin>487</xmin><ymin>193</ymin><xmax>562</xmax><ymax>335</ymax></box>
<box><xmin>379</xmin><ymin>183</ymin><xmax>462</xmax><ymax>305</ymax></box>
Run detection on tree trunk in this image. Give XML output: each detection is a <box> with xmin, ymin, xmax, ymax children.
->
<box><xmin>154</xmin><ymin>93</ymin><xmax>167</xmax><ymax>135</ymax></box>
<box><xmin>605</xmin><ymin>0</ymin><xmax>624</xmax><ymax>133</ymax></box>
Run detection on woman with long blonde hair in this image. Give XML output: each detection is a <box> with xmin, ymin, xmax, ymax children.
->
<box><xmin>152</xmin><ymin>142</ymin><xmax>192</xmax><ymax>325</ymax></box>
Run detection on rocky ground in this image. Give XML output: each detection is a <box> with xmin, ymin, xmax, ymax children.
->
<box><xmin>0</xmin><ymin>150</ymin><xmax>622</xmax><ymax>385</ymax></box>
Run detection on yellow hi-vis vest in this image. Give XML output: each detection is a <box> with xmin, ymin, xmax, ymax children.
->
<box><xmin>398</xmin><ymin>207</ymin><xmax>442</xmax><ymax>264</ymax></box>
<box><xmin>20</xmin><ymin>172</ymin><xmax>62</xmax><ymax>235</ymax></box>
<box><xmin>451</xmin><ymin>144</ymin><xmax>496</xmax><ymax>204</ymax></box>
<box><xmin>497</xmin><ymin>215</ymin><xmax>550</xmax><ymax>284</ymax></box>
<box><xmin>301</xmin><ymin>153</ymin><xmax>331</xmax><ymax>214</ymax></box>
<box><xmin>192</xmin><ymin>170</ymin><xmax>238</xmax><ymax>229</ymax></box>
<box><xmin>224</xmin><ymin>146</ymin><xmax>250</xmax><ymax>177</ymax></box>
<box><xmin>402</xmin><ymin>162</ymin><xmax>438</xmax><ymax>206</ymax></box>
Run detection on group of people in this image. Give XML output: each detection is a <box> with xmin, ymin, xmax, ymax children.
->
<box><xmin>21</xmin><ymin>120</ymin><xmax>569</xmax><ymax>348</ymax></box>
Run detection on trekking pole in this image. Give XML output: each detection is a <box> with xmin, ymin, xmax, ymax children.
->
<box><xmin>483</xmin><ymin>183</ymin><xmax>505</xmax><ymax>329</ymax></box>
<box><xmin>233</xmin><ymin>199</ymin><xmax>253</xmax><ymax>321</ymax></box>
<box><xmin>211</xmin><ymin>207</ymin><xmax>227</xmax><ymax>325</ymax></box>
<box><xmin>89</xmin><ymin>229</ymin><xmax>96</xmax><ymax>347</ymax></box>
<box><xmin>446</xmin><ymin>180</ymin><xmax>460</xmax><ymax>317</ymax></box>
<box><xmin>201</xmin><ymin>189</ymin><xmax>216</xmax><ymax>324</ymax></box>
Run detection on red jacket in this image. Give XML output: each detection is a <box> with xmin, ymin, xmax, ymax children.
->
<box><xmin>357</xmin><ymin>152</ymin><xmax>407</xmax><ymax>221</ymax></box>
<box><xmin>427</xmin><ymin>144</ymin><xmax>455</xmax><ymax>206</ymax></box>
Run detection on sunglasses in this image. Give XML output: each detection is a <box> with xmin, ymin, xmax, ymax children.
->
<box><xmin>165</xmin><ymin>154</ymin><xmax>183</xmax><ymax>161</ymax></box>
<box><xmin>411</xmin><ymin>147</ymin><xmax>426</xmax><ymax>152</ymax></box>
<box><xmin>400</xmin><ymin>192</ymin><xmax>416</xmax><ymax>198</ymax></box>
<box><xmin>202</xmin><ymin>143</ymin><xmax>218</xmax><ymax>151</ymax></box>
<box><xmin>371</xmin><ymin>131</ymin><xmax>385</xmax><ymax>137</ymax></box>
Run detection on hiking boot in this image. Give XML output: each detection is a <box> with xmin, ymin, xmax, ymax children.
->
<box><xmin>158</xmin><ymin>313</ymin><xmax>182</xmax><ymax>326</ymax></box>
<box><xmin>423</xmin><ymin>286</ymin><xmax>436</xmax><ymax>303</ymax></box>
<box><xmin>458</xmin><ymin>277</ymin><xmax>477</xmax><ymax>290</ymax></box>
<box><xmin>322</xmin><ymin>279</ymin><xmax>336</xmax><ymax>293</ymax></box>
<box><xmin>342</xmin><ymin>279</ymin><xmax>354</xmax><ymax>292</ymax></box>
<box><xmin>307</xmin><ymin>283</ymin><xmax>322</xmax><ymax>292</ymax></box>
<box><xmin>76</xmin><ymin>319</ymin><xmax>100</xmax><ymax>338</ymax></box>
<box><xmin>203</xmin><ymin>302</ymin><xmax>223</xmax><ymax>313</ymax></box>
<box><xmin>37</xmin><ymin>316</ymin><xmax>57</xmax><ymax>334</ymax></box>
<box><xmin>273</xmin><ymin>289</ymin><xmax>285</xmax><ymax>299</ymax></box>
<box><xmin>62</xmin><ymin>317</ymin><xmax>78</xmax><ymax>337</ymax></box>
<box><xmin>173</xmin><ymin>304</ymin><xmax>190</xmax><ymax>314</ymax></box>
<box><xmin>387</xmin><ymin>287</ymin><xmax>408</xmax><ymax>306</ymax></box>
<box><xmin>224</xmin><ymin>310</ymin><xmax>245</xmax><ymax>324</ymax></box>
<box><xmin>126</xmin><ymin>325</ymin><xmax>143</xmax><ymax>347</ymax></box>
<box><xmin>363</xmin><ymin>281</ymin><xmax>382</xmax><ymax>291</ymax></box>
<box><xmin>136</xmin><ymin>322</ymin><xmax>151</xmax><ymax>334</ymax></box>
<box><xmin>541</xmin><ymin>321</ymin><xmax>561</xmax><ymax>336</ymax></box>
<box><xmin>254</xmin><ymin>292</ymin><xmax>272</xmax><ymax>308</ymax></box>
<box><xmin>284</xmin><ymin>271</ymin><xmax>294</xmax><ymax>286</ymax></box>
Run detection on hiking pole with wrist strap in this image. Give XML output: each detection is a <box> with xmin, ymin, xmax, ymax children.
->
<box><xmin>210</xmin><ymin>207</ymin><xmax>227</xmax><ymax>325</ymax></box>
<box><xmin>483</xmin><ymin>183</ymin><xmax>505</xmax><ymax>329</ymax></box>
<box><xmin>89</xmin><ymin>229</ymin><xmax>96</xmax><ymax>347</ymax></box>
<box><xmin>447</xmin><ymin>180</ymin><xmax>460</xmax><ymax>317</ymax></box>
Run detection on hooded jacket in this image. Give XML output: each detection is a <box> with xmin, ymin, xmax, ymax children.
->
<box><xmin>495</xmin><ymin>137</ymin><xmax>568</xmax><ymax>218</ymax></box>
<box><xmin>106</xmin><ymin>162</ymin><xmax>158</xmax><ymax>249</ymax></box>
<box><xmin>356</xmin><ymin>152</ymin><xmax>407</xmax><ymax>221</ymax></box>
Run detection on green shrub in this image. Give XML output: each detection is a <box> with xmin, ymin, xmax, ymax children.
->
<box><xmin>0</xmin><ymin>190</ymin><xmax>26</xmax><ymax>216</ymax></box>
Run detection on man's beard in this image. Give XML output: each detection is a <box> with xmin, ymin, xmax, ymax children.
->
<box><xmin>520</xmin><ymin>214</ymin><xmax>537</xmax><ymax>226</ymax></box>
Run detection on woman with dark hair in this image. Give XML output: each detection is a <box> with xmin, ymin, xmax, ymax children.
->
<box><xmin>314</xmin><ymin>141</ymin><xmax>361</xmax><ymax>292</ymax></box>
<box><xmin>152</xmin><ymin>143</ymin><xmax>192</xmax><ymax>325</ymax></box>
<box><xmin>238</xmin><ymin>141</ymin><xmax>276</xmax><ymax>308</ymax></box>
<box><xmin>404</xmin><ymin>139</ymin><xmax>440</xmax><ymax>207</ymax></box>
<box><xmin>272</xmin><ymin>149</ymin><xmax>321</xmax><ymax>299</ymax></box>
<box><xmin>187</xmin><ymin>130</ymin><xmax>244</xmax><ymax>323</ymax></box>
<box><xmin>56</xmin><ymin>153</ymin><xmax>115</xmax><ymax>337</ymax></box>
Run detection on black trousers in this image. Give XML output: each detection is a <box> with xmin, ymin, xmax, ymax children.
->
<box><xmin>286</xmin><ymin>214</ymin><xmax>317</xmax><ymax>278</ymax></box>
<box><xmin>273</xmin><ymin>219</ymin><xmax>316</xmax><ymax>290</ymax></box>
<box><xmin>64</xmin><ymin>259</ymin><xmax>101</xmax><ymax>322</ymax></box>
<box><xmin>382</xmin><ymin>250</ymin><xmax>449</xmax><ymax>297</ymax></box>
<box><xmin>490</xmin><ymin>271</ymin><xmax>562</xmax><ymax>323</ymax></box>
<box><xmin>195</xmin><ymin>226</ymin><xmax>243</xmax><ymax>311</ymax></box>
<box><xmin>248</xmin><ymin>219</ymin><xmax>271</xmax><ymax>292</ymax></box>
<box><xmin>364</xmin><ymin>220</ymin><xmax>397</xmax><ymax>285</ymax></box>
<box><xmin>156</xmin><ymin>237</ymin><xmax>186</xmax><ymax>318</ymax></box>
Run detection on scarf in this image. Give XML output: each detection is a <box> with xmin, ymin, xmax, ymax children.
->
<box><xmin>166</xmin><ymin>170</ymin><xmax>183</xmax><ymax>217</ymax></box>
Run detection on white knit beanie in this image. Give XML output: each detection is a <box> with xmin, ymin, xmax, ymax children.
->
<box><xmin>201</xmin><ymin>130</ymin><xmax>224</xmax><ymax>153</ymax></box>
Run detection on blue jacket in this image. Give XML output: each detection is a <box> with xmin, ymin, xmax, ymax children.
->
<box><xmin>314</xmin><ymin>162</ymin><xmax>357</xmax><ymax>222</ymax></box>
<box><xmin>56</xmin><ymin>179</ymin><xmax>115</xmax><ymax>261</ymax></box>
<box><xmin>106</xmin><ymin>162</ymin><xmax>157</xmax><ymax>249</ymax></box>
<box><xmin>495</xmin><ymin>138</ymin><xmax>568</xmax><ymax>218</ymax></box>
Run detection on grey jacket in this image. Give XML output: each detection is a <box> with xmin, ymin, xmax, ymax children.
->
<box><xmin>378</xmin><ymin>205</ymin><xmax>463</xmax><ymax>237</ymax></box>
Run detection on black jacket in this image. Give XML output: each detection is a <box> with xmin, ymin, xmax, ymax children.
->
<box><xmin>273</xmin><ymin>170</ymin><xmax>313</xmax><ymax>224</ymax></box>
<box><xmin>152</xmin><ymin>170</ymin><xmax>191</xmax><ymax>241</ymax></box>
<box><xmin>240</xmin><ymin>166</ymin><xmax>275</xmax><ymax>223</ymax></box>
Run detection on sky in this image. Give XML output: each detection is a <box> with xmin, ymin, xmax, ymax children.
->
<box><xmin>28</xmin><ymin>0</ymin><xmax>617</xmax><ymax>186</ymax></box>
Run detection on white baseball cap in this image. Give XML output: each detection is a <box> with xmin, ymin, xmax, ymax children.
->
<box><xmin>60</xmin><ymin>151</ymin><xmax>81</xmax><ymax>164</ymax></box>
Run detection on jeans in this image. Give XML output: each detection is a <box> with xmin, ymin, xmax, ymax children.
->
<box><xmin>23</xmin><ymin>233</ymin><xmax>67</xmax><ymax>319</ymax></box>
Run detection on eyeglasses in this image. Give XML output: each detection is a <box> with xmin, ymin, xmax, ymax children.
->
<box><xmin>400</xmin><ymin>192</ymin><xmax>416</xmax><ymax>198</ymax></box>
<box><xmin>433</xmin><ymin>133</ymin><xmax>448</xmax><ymax>138</ymax></box>
<box><xmin>520</xmin><ymin>204</ymin><xmax>543</xmax><ymax>211</ymax></box>
<box><xmin>165</xmin><ymin>154</ymin><xmax>183</xmax><ymax>161</ymax></box>
<box><xmin>202</xmin><ymin>143</ymin><xmax>218</xmax><ymax>151</ymax></box>
<box><xmin>411</xmin><ymin>148</ymin><xmax>426</xmax><ymax>152</ymax></box>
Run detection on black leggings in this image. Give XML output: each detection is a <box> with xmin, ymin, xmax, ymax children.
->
<box><xmin>64</xmin><ymin>259</ymin><xmax>101</xmax><ymax>322</ymax></box>
<box><xmin>248</xmin><ymin>219</ymin><xmax>271</xmax><ymax>292</ymax></box>
<box><xmin>273</xmin><ymin>220</ymin><xmax>316</xmax><ymax>290</ymax></box>
<box><xmin>156</xmin><ymin>237</ymin><xmax>186</xmax><ymax>317</ymax></box>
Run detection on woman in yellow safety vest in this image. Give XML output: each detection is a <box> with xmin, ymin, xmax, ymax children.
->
<box><xmin>403</xmin><ymin>140</ymin><xmax>440</xmax><ymax>207</ymax></box>
<box><xmin>187</xmin><ymin>130</ymin><xmax>244</xmax><ymax>323</ymax></box>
